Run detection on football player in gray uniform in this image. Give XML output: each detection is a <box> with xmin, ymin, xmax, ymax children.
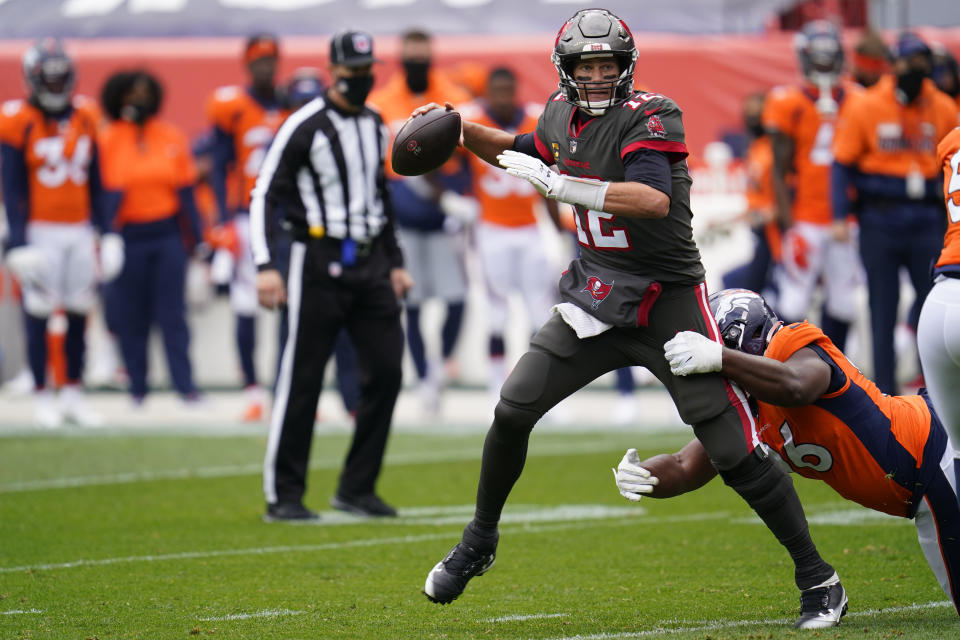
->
<box><xmin>413</xmin><ymin>8</ymin><xmax>844</xmax><ymax>628</ymax></box>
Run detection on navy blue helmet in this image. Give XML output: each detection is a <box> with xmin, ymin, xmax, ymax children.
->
<box><xmin>708</xmin><ymin>289</ymin><xmax>781</xmax><ymax>356</ymax></box>
<box><xmin>22</xmin><ymin>37</ymin><xmax>75</xmax><ymax>113</ymax></box>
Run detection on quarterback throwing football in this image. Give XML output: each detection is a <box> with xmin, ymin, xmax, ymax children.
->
<box><xmin>412</xmin><ymin>8</ymin><xmax>844</xmax><ymax>628</ymax></box>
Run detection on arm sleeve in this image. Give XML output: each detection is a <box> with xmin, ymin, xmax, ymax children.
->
<box><xmin>250</xmin><ymin>118</ymin><xmax>308</xmax><ymax>271</ymax></box>
<box><xmin>87</xmin><ymin>143</ymin><xmax>113</xmax><ymax>235</ymax></box>
<box><xmin>622</xmin><ymin>148</ymin><xmax>672</xmax><ymax>199</ymax></box>
<box><xmin>512</xmin><ymin>132</ymin><xmax>554</xmax><ymax>165</ymax></box>
<box><xmin>177</xmin><ymin>186</ymin><xmax>203</xmax><ymax>248</ymax></box>
<box><xmin>1</xmin><ymin>143</ymin><xmax>29</xmax><ymax>249</ymax></box>
<box><xmin>210</xmin><ymin>126</ymin><xmax>235</xmax><ymax>224</ymax></box>
<box><xmin>830</xmin><ymin>161</ymin><xmax>856</xmax><ymax>221</ymax></box>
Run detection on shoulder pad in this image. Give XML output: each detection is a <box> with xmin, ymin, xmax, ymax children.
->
<box><xmin>213</xmin><ymin>86</ymin><xmax>243</xmax><ymax>103</ymax></box>
<box><xmin>1</xmin><ymin>99</ymin><xmax>25</xmax><ymax>118</ymax></box>
<box><xmin>458</xmin><ymin>101</ymin><xmax>482</xmax><ymax>121</ymax></box>
<box><xmin>524</xmin><ymin>102</ymin><xmax>544</xmax><ymax>118</ymax></box>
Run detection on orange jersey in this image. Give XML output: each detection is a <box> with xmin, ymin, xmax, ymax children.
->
<box><xmin>756</xmin><ymin>321</ymin><xmax>940</xmax><ymax>517</ymax></box>
<box><xmin>833</xmin><ymin>75</ymin><xmax>958</xmax><ymax>179</ymax></box>
<box><xmin>937</xmin><ymin>126</ymin><xmax>960</xmax><ymax>271</ymax></box>
<box><xmin>744</xmin><ymin>135</ymin><xmax>774</xmax><ymax>214</ymax></box>
<box><xmin>206</xmin><ymin>86</ymin><xmax>287</xmax><ymax>211</ymax></box>
<box><xmin>368</xmin><ymin>70</ymin><xmax>472</xmax><ymax>180</ymax></box>
<box><xmin>98</xmin><ymin>119</ymin><xmax>196</xmax><ymax>227</ymax></box>
<box><xmin>460</xmin><ymin>101</ymin><xmax>542</xmax><ymax>227</ymax></box>
<box><xmin>763</xmin><ymin>84</ymin><xmax>853</xmax><ymax>224</ymax></box>
<box><xmin>0</xmin><ymin>97</ymin><xmax>101</xmax><ymax>224</ymax></box>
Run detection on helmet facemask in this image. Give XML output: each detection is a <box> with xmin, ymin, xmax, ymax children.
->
<box><xmin>554</xmin><ymin>51</ymin><xmax>636</xmax><ymax>116</ymax></box>
<box><xmin>552</xmin><ymin>9</ymin><xmax>638</xmax><ymax>116</ymax></box>
<box><xmin>23</xmin><ymin>40</ymin><xmax>75</xmax><ymax>114</ymax></box>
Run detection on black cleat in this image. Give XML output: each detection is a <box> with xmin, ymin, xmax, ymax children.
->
<box><xmin>263</xmin><ymin>502</ymin><xmax>319</xmax><ymax>523</ymax></box>
<box><xmin>424</xmin><ymin>534</ymin><xmax>497</xmax><ymax>604</ymax></box>
<box><xmin>794</xmin><ymin>573</ymin><xmax>848</xmax><ymax>629</ymax></box>
<box><xmin>330</xmin><ymin>493</ymin><xmax>398</xmax><ymax>517</ymax></box>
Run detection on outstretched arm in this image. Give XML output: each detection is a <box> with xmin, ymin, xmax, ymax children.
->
<box><xmin>664</xmin><ymin>332</ymin><xmax>832</xmax><ymax>407</ymax></box>
<box><xmin>614</xmin><ymin>440</ymin><xmax>717</xmax><ymax>501</ymax></box>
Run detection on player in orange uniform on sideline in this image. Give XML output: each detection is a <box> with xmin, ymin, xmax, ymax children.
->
<box><xmin>917</xmin><ymin>126</ymin><xmax>960</xmax><ymax>455</ymax></box>
<box><xmin>0</xmin><ymin>38</ymin><xmax>114</xmax><ymax>428</ymax></box>
<box><xmin>206</xmin><ymin>34</ymin><xmax>289</xmax><ymax>421</ymax></box>
<box><xmin>460</xmin><ymin>68</ymin><xmax>562</xmax><ymax>408</ymax></box>
<box><xmin>764</xmin><ymin>21</ymin><xmax>861</xmax><ymax>352</ymax></box>
<box><xmin>98</xmin><ymin>70</ymin><xmax>204</xmax><ymax>406</ymax></box>
<box><xmin>831</xmin><ymin>32</ymin><xmax>959</xmax><ymax>394</ymax></box>
<box><xmin>642</xmin><ymin>288</ymin><xmax>960</xmax><ymax>615</ymax></box>
<box><xmin>368</xmin><ymin>29</ymin><xmax>475</xmax><ymax>415</ymax></box>
<box><xmin>722</xmin><ymin>92</ymin><xmax>780</xmax><ymax>295</ymax></box>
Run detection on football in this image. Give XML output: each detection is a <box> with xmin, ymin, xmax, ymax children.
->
<box><xmin>391</xmin><ymin>108</ymin><xmax>461</xmax><ymax>176</ymax></box>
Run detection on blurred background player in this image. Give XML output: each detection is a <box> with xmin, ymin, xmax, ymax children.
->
<box><xmin>764</xmin><ymin>20</ymin><xmax>861</xmax><ymax>352</ymax></box>
<box><xmin>98</xmin><ymin>69</ymin><xmax>204</xmax><ymax>406</ymax></box>
<box><xmin>460</xmin><ymin>67</ymin><xmax>562</xmax><ymax>410</ymax></box>
<box><xmin>0</xmin><ymin>38</ymin><xmax>114</xmax><ymax>427</ymax></box>
<box><xmin>368</xmin><ymin>28</ymin><xmax>475</xmax><ymax>415</ymax></box>
<box><xmin>205</xmin><ymin>33</ymin><xmax>288</xmax><ymax>421</ymax></box>
<box><xmin>637</xmin><ymin>288</ymin><xmax>960</xmax><ymax>616</ymax></box>
<box><xmin>918</xmin><ymin>126</ymin><xmax>960</xmax><ymax>455</ymax></box>
<box><xmin>831</xmin><ymin>32</ymin><xmax>959</xmax><ymax>394</ymax></box>
<box><xmin>932</xmin><ymin>44</ymin><xmax>960</xmax><ymax>108</ymax></box>
<box><xmin>850</xmin><ymin>28</ymin><xmax>891</xmax><ymax>89</ymax></box>
<box><xmin>721</xmin><ymin>91</ymin><xmax>779</xmax><ymax>298</ymax></box>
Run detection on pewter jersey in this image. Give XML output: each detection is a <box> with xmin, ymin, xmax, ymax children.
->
<box><xmin>534</xmin><ymin>90</ymin><xmax>704</xmax><ymax>284</ymax></box>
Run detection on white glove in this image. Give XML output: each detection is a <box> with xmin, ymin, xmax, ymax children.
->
<box><xmin>612</xmin><ymin>448</ymin><xmax>658</xmax><ymax>502</ymax></box>
<box><xmin>663</xmin><ymin>331</ymin><xmax>723</xmax><ymax>376</ymax></box>
<box><xmin>496</xmin><ymin>149</ymin><xmax>608</xmax><ymax>211</ymax></box>
<box><xmin>99</xmin><ymin>233</ymin><xmax>125</xmax><ymax>282</ymax></box>
<box><xmin>439</xmin><ymin>191</ymin><xmax>479</xmax><ymax>225</ymax></box>
<box><xmin>5</xmin><ymin>245</ymin><xmax>49</xmax><ymax>286</ymax></box>
<box><xmin>210</xmin><ymin>248</ymin><xmax>235</xmax><ymax>285</ymax></box>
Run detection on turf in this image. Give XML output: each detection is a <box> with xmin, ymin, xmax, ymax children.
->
<box><xmin>0</xmin><ymin>426</ymin><xmax>955</xmax><ymax>639</ymax></box>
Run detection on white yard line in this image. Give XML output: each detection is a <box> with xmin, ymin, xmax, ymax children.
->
<box><xmin>199</xmin><ymin>608</ymin><xmax>302</xmax><ymax>621</ymax></box>
<box><xmin>486</xmin><ymin>612</ymin><xmax>569</xmax><ymax>622</ymax></box>
<box><xmin>541</xmin><ymin>601</ymin><xmax>953</xmax><ymax>639</ymax></box>
<box><xmin>0</xmin><ymin>509</ymin><xmax>730</xmax><ymax>574</ymax></box>
<box><xmin>0</xmin><ymin>609</ymin><xmax>42</xmax><ymax>615</ymax></box>
<box><xmin>0</xmin><ymin>437</ymin><xmax>644</xmax><ymax>494</ymax></box>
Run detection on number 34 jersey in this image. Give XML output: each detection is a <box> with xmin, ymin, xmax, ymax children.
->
<box><xmin>0</xmin><ymin>97</ymin><xmax>101</xmax><ymax>224</ymax></box>
<box><xmin>533</xmin><ymin>90</ymin><xmax>703</xmax><ymax>284</ymax></box>
<box><xmin>756</xmin><ymin>321</ymin><xmax>947</xmax><ymax>518</ymax></box>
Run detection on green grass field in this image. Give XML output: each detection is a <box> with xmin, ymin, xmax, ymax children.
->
<box><xmin>0</xmin><ymin>426</ymin><xmax>955</xmax><ymax>639</ymax></box>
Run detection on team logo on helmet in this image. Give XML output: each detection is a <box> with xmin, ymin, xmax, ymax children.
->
<box><xmin>352</xmin><ymin>33</ymin><xmax>372</xmax><ymax>54</ymax></box>
<box><xmin>709</xmin><ymin>288</ymin><xmax>780</xmax><ymax>356</ymax></box>
<box><xmin>582</xmin><ymin>276</ymin><xmax>614</xmax><ymax>310</ymax></box>
<box><xmin>646</xmin><ymin>114</ymin><xmax>666</xmax><ymax>138</ymax></box>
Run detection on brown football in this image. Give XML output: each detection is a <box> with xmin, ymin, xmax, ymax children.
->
<box><xmin>391</xmin><ymin>109</ymin><xmax>461</xmax><ymax>176</ymax></box>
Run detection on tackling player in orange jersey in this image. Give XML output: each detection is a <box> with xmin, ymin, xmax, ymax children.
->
<box><xmin>636</xmin><ymin>288</ymin><xmax>960</xmax><ymax>616</ymax></box>
<box><xmin>763</xmin><ymin>21</ymin><xmax>861</xmax><ymax>351</ymax></box>
<box><xmin>917</xmin><ymin>126</ymin><xmax>960</xmax><ymax>458</ymax></box>
<box><xmin>0</xmin><ymin>38</ymin><xmax>113</xmax><ymax>428</ymax></box>
<box><xmin>205</xmin><ymin>33</ymin><xmax>289</xmax><ymax>421</ymax></box>
<box><xmin>831</xmin><ymin>32</ymin><xmax>959</xmax><ymax>394</ymax></box>
<box><xmin>459</xmin><ymin>67</ymin><xmax>562</xmax><ymax>407</ymax></box>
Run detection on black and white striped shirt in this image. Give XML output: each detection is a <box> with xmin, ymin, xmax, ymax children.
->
<box><xmin>250</xmin><ymin>95</ymin><xmax>402</xmax><ymax>270</ymax></box>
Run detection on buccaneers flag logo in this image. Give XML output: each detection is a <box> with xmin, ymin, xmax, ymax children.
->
<box><xmin>583</xmin><ymin>276</ymin><xmax>614</xmax><ymax>310</ymax></box>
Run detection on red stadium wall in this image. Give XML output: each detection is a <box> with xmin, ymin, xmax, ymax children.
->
<box><xmin>0</xmin><ymin>29</ymin><xmax>958</xmax><ymax>159</ymax></box>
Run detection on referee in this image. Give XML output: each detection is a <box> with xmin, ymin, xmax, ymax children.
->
<box><xmin>251</xmin><ymin>29</ymin><xmax>413</xmax><ymax>521</ymax></box>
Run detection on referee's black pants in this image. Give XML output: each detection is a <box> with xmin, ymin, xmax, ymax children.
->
<box><xmin>263</xmin><ymin>238</ymin><xmax>404</xmax><ymax>506</ymax></box>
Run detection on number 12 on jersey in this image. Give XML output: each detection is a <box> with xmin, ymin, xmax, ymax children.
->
<box><xmin>573</xmin><ymin>206</ymin><xmax>631</xmax><ymax>249</ymax></box>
